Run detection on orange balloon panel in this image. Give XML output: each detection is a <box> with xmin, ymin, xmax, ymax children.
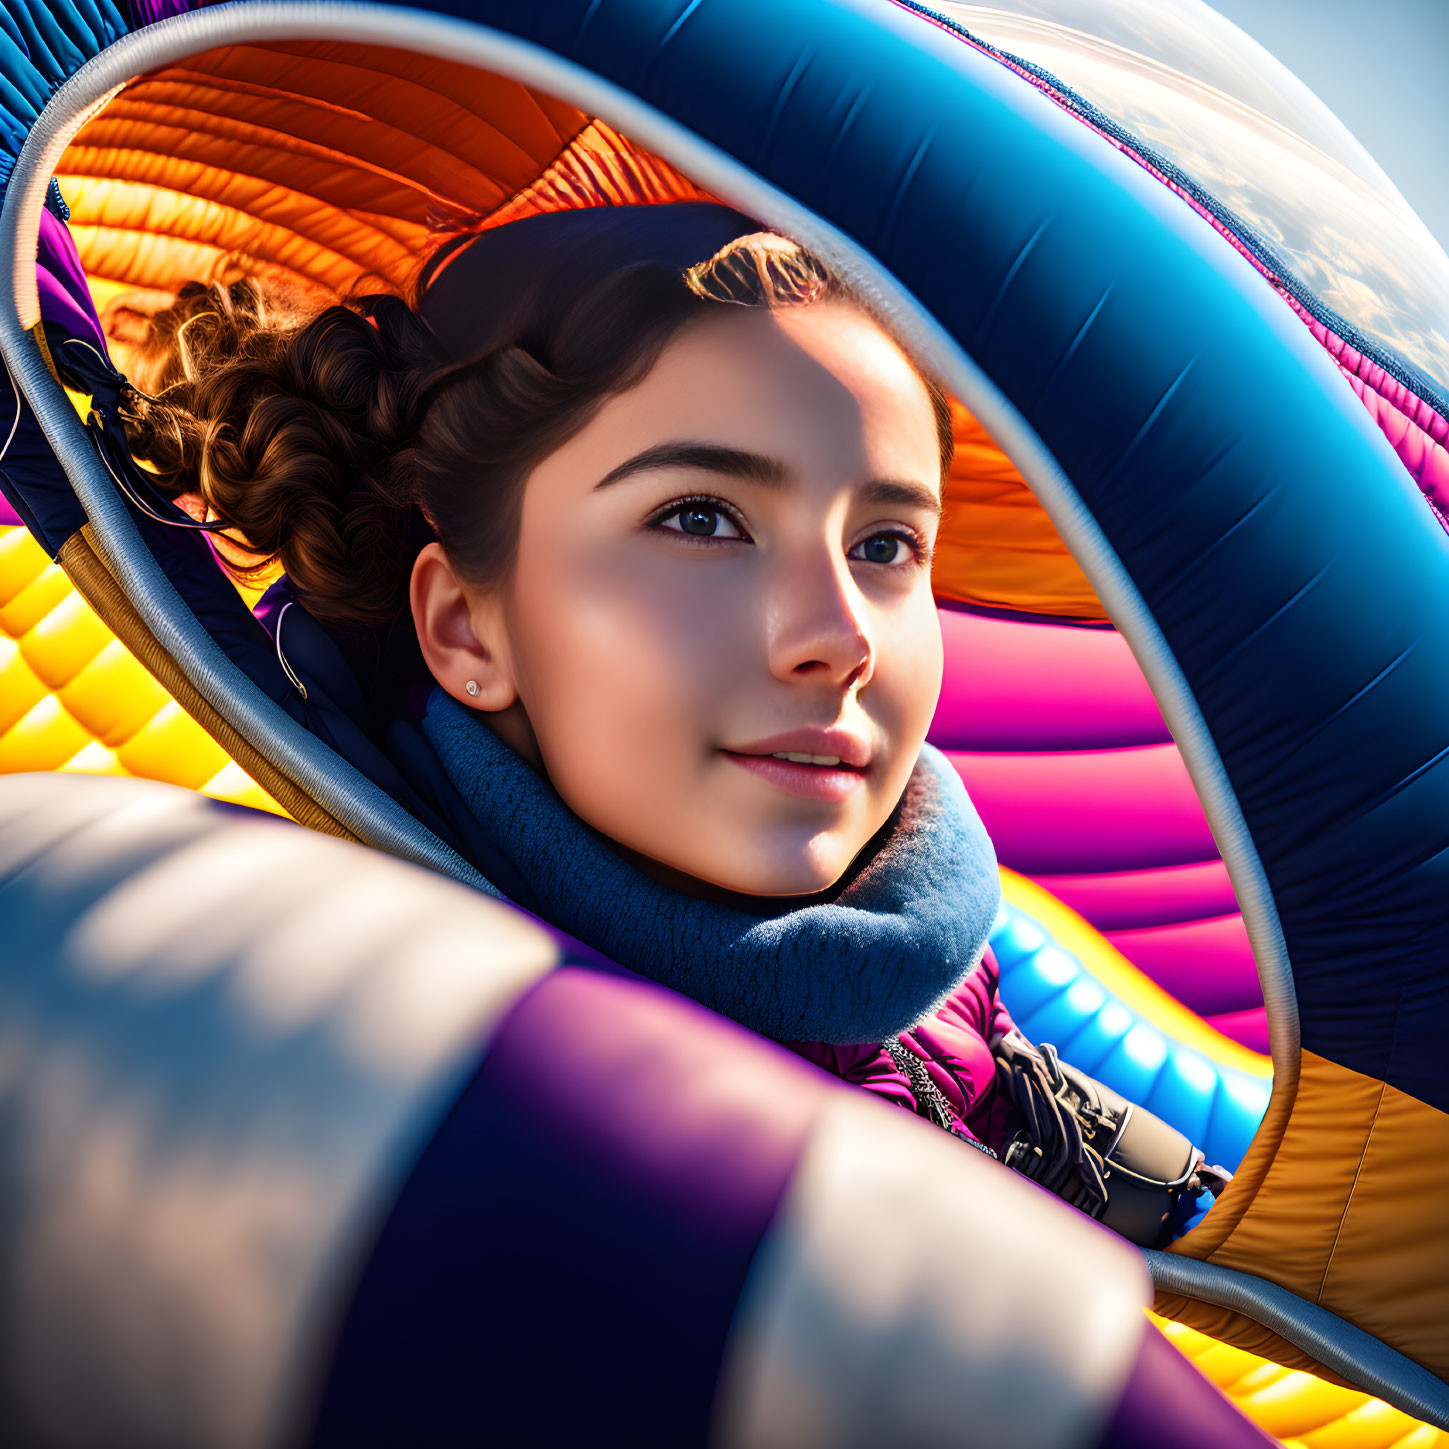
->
<box><xmin>58</xmin><ymin>38</ymin><xmax>1104</xmax><ymax>622</ymax></box>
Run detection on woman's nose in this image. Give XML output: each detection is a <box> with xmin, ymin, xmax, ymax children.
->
<box><xmin>766</xmin><ymin>548</ymin><xmax>875</xmax><ymax>693</ymax></box>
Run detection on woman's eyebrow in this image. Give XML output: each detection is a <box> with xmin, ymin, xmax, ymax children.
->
<box><xmin>860</xmin><ymin>478</ymin><xmax>944</xmax><ymax>519</ymax></box>
<box><xmin>592</xmin><ymin>438</ymin><xmax>943</xmax><ymax>515</ymax></box>
<box><xmin>592</xmin><ymin>440</ymin><xmax>787</xmax><ymax>490</ymax></box>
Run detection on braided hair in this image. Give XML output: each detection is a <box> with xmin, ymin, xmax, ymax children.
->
<box><xmin>122</xmin><ymin>219</ymin><xmax>955</xmax><ymax>633</ymax></box>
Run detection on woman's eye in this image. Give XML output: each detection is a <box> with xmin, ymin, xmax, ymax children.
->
<box><xmin>850</xmin><ymin>531</ymin><xmax>918</xmax><ymax>566</ymax></box>
<box><xmin>656</xmin><ymin>502</ymin><xmax>744</xmax><ymax>539</ymax></box>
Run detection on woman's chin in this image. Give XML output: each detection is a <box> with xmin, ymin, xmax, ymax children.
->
<box><xmin>604</xmin><ymin>827</ymin><xmax>849</xmax><ymax>905</ymax></box>
<box><xmin>720</xmin><ymin>857</ymin><xmax>845</xmax><ymax>901</ymax></box>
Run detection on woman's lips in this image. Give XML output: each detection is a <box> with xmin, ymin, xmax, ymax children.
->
<box><xmin>721</xmin><ymin>750</ymin><xmax>867</xmax><ymax>802</ymax></box>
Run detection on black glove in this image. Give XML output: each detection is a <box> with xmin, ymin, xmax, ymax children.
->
<box><xmin>991</xmin><ymin>1028</ymin><xmax>1233</xmax><ymax>1247</ymax></box>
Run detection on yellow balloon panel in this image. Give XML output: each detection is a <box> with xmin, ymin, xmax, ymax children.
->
<box><xmin>0</xmin><ymin>523</ymin><xmax>286</xmax><ymax>815</ymax></box>
<box><xmin>1150</xmin><ymin>1315</ymin><xmax>1449</xmax><ymax>1448</ymax></box>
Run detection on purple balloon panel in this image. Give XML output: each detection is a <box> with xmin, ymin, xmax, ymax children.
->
<box><xmin>1032</xmin><ymin>859</ymin><xmax>1240</xmax><ymax>931</ymax></box>
<box><xmin>947</xmin><ymin>744</ymin><xmax>1219</xmax><ymax>874</ymax></box>
<box><xmin>1095</xmin><ymin>1325</ymin><xmax>1277</xmax><ymax>1449</ymax></box>
<box><xmin>931</xmin><ymin>607</ymin><xmax>1172</xmax><ymax>751</ymax></box>
<box><xmin>1104</xmin><ymin>914</ymin><xmax>1262</xmax><ymax>1019</ymax></box>
<box><xmin>310</xmin><ymin>967</ymin><xmax>840</xmax><ymax>1447</ymax></box>
<box><xmin>931</xmin><ymin>605</ymin><xmax>1267</xmax><ymax>1048</ymax></box>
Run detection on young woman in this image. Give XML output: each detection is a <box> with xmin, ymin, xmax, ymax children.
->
<box><xmin>121</xmin><ymin>200</ymin><xmax>1219</xmax><ymax>1239</ymax></box>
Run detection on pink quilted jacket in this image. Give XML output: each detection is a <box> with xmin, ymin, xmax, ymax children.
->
<box><xmin>788</xmin><ymin>942</ymin><xmax>1020</xmax><ymax>1153</ymax></box>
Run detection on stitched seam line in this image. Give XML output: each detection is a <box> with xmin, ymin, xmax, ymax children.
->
<box><xmin>1315</xmin><ymin>1083</ymin><xmax>1386</xmax><ymax>1304</ymax></box>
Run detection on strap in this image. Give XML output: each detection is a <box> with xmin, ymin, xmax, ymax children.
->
<box><xmin>994</xmin><ymin>1032</ymin><xmax>1111</xmax><ymax>1216</ymax></box>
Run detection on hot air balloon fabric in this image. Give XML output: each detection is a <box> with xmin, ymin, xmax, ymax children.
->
<box><xmin>1</xmin><ymin>0</ymin><xmax>1447</xmax><ymax>1444</ymax></box>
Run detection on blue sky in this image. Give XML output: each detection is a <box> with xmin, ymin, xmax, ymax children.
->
<box><xmin>1203</xmin><ymin>0</ymin><xmax>1448</xmax><ymax>254</ymax></box>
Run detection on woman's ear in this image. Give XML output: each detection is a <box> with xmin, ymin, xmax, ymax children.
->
<box><xmin>410</xmin><ymin>542</ymin><xmax>517</xmax><ymax>710</ymax></box>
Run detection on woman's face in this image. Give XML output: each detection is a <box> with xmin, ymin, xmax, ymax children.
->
<box><xmin>415</xmin><ymin>298</ymin><xmax>945</xmax><ymax>897</ymax></box>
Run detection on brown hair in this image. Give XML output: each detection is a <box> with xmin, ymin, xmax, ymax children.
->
<box><xmin>122</xmin><ymin>221</ymin><xmax>956</xmax><ymax>633</ymax></box>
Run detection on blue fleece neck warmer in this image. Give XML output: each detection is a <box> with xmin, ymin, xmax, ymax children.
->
<box><xmin>422</xmin><ymin>687</ymin><xmax>1001</xmax><ymax>1045</ymax></box>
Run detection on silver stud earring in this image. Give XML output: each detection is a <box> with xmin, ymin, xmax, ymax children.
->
<box><xmin>465</xmin><ymin>680</ymin><xmax>480</xmax><ymax>698</ymax></box>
